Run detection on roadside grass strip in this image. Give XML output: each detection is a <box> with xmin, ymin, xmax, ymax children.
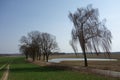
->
<box><xmin>0</xmin><ymin>64</ymin><xmax>8</xmax><ymax>78</ymax></box>
<box><xmin>0</xmin><ymin>57</ymin><xmax>15</xmax><ymax>79</ymax></box>
<box><xmin>0</xmin><ymin>63</ymin><xmax>9</xmax><ymax>78</ymax></box>
<box><xmin>0</xmin><ymin>64</ymin><xmax>7</xmax><ymax>70</ymax></box>
<box><xmin>1</xmin><ymin>64</ymin><xmax>10</xmax><ymax>80</ymax></box>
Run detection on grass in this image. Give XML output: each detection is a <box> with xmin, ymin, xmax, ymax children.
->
<box><xmin>0</xmin><ymin>57</ymin><xmax>12</xmax><ymax>78</ymax></box>
<box><xmin>0</xmin><ymin>64</ymin><xmax>7</xmax><ymax>78</ymax></box>
<box><xmin>8</xmin><ymin>57</ymin><xmax>119</xmax><ymax>80</ymax></box>
<box><xmin>0</xmin><ymin>68</ymin><xmax>4</xmax><ymax>78</ymax></box>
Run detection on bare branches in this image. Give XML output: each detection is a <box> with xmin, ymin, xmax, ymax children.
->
<box><xmin>19</xmin><ymin>31</ymin><xmax>59</xmax><ymax>62</ymax></box>
<box><xmin>69</xmin><ymin>39</ymin><xmax>78</xmax><ymax>55</ymax></box>
<box><xmin>69</xmin><ymin>4</ymin><xmax>112</xmax><ymax>66</ymax></box>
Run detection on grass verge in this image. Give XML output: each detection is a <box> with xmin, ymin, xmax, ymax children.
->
<box><xmin>0</xmin><ymin>57</ymin><xmax>12</xmax><ymax>79</ymax></box>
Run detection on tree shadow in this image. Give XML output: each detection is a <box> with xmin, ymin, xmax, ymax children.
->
<box><xmin>10</xmin><ymin>66</ymin><xmax>66</xmax><ymax>73</ymax></box>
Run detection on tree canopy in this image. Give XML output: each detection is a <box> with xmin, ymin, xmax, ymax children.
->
<box><xmin>19</xmin><ymin>31</ymin><xmax>59</xmax><ymax>62</ymax></box>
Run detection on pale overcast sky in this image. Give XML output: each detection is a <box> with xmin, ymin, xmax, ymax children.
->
<box><xmin>0</xmin><ymin>0</ymin><xmax>120</xmax><ymax>53</ymax></box>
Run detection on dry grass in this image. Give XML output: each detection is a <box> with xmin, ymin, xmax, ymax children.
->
<box><xmin>49</xmin><ymin>53</ymin><xmax>120</xmax><ymax>72</ymax></box>
<box><xmin>59</xmin><ymin>61</ymin><xmax>120</xmax><ymax>71</ymax></box>
<box><xmin>50</xmin><ymin>53</ymin><xmax>120</xmax><ymax>59</ymax></box>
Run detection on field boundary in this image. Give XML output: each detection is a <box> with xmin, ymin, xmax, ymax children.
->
<box><xmin>0</xmin><ymin>64</ymin><xmax>7</xmax><ymax>70</ymax></box>
<box><xmin>1</xmin><ymin>64</ymin><xmax>10</xmax><ymax>80</ymax></box>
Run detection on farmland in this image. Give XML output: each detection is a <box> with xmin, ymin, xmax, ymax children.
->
<box><xmin>0</xmin><ymin>54</ymin><xmax>119</xmax><ymax>80</ymax></box>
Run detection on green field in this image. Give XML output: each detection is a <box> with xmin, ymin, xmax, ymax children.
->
<box><xmin>0</xmin><ymin>57</ymin><xmax>119</xmax><ymax>80</ymax></box>
<box><xmin>0</xmin><ymin>57</ymin><xmax>11</xmax><ymax>78</ymax></box>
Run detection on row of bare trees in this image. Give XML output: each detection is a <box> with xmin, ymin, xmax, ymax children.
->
<box><xmin>19</xmin><ymin>31</ymin><xmax>59</xmax><ymax>62</ymax></box>
<box><xmin>19</xmin><ymin>4</ymin><xmax>112</xmax><ymax>67</ymax></box>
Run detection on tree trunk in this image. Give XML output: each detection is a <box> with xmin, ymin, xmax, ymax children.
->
<box><xmin>32</xmin><ymin>55</ymin><xmax>35</xmax><ymax>61</ymax></box>
<box><xmin>38</xmin><ymin>54</ymin><xmax>41</xmax><ymax>60</ymax></box>
<box><xmin>80</xmin><ymin>25</ymin><xmax>88</xmax><ymax>67</ymax></box>
<box><xmin>25</xmin><ymin>53</ymin><xmax>28</xmax><ymax>60</ymax></box>
<box><xmin>82</xmin><ymin>38</ymin><xmax>88</xmax><ymax>67</ymax></box>
<box><xmin>43</xmin><ymin>54</ymin><xmax>45</xmax><ymax>61</ymax></box>
<box><xmin>46</xmin><ymin>55</ymin><xmax>49</xmax><ymax>62</ymax></box>
<box><xmin>83</xmin><ymin>49</ymin><xmax>88</xmax><ymax>67</ymax></box>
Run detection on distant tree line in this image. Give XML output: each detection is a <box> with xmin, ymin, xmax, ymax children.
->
<box><xmin>19</xmin><ymin>31</ymin><xmax>59</xmax><ymax>62</ymax></box>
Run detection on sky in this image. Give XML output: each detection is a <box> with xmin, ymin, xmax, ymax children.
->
<box><xmin>0</xmin><ymin>0</ymin><xmax>120</xmax><ymax>53</ymax></box>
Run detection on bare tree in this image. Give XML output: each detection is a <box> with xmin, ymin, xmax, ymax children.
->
<box><xmin>27</xmin><ymin>31</ymin><xmax>42</xmax><ymax>61</ymax></box>
<box><xmin>19</xmin><ymin>36</ymin><xmax>30</xmax><ymax>59</ymax></box>
<box><xmin>69</xmin><ymin>4</ymin><xmax>112</xmax><ymax>67</ymax></box>
<box><xmin>20</xmin><ymin>31</ymin><xmax>42</xmax><ymax>61</ymax></box>
<box><xmin>41</xmin><ymin>33</ymin><xmax>59</xmax><ymax>62</ymax></box>
<box><xmin>19</xmin><ymin>31</ymin><xmax>59</xmax><ymax>62</ymax></box>
<box><xmin>19</xmin><ymin>44</ymin><xmax>29</xmax><ymax>59</ymax></box>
